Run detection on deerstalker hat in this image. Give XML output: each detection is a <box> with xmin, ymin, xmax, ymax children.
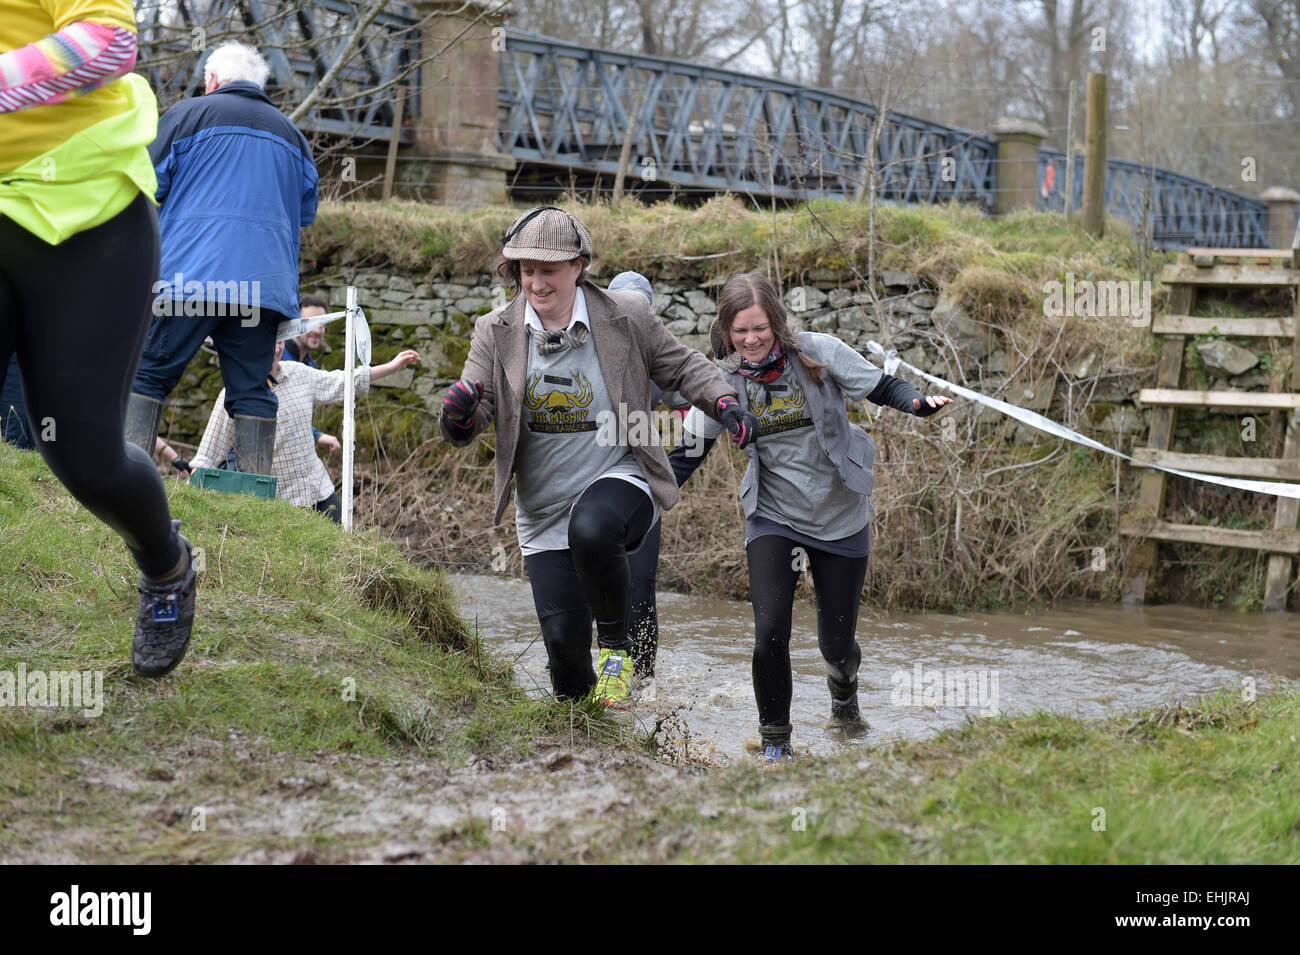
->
<box><xmin>501</xmin><ymin>206</ymin><xmax>593</xmax><ymax>262</ymax></box>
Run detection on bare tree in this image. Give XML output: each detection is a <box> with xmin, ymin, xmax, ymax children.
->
<box><xmin>1245</xmin><ymin>0</ymin><xmax>1300</xmax><ymax>114</ymax></box>
<box><xmin>508</xmin><ymin>0</ymin><xmax>778</xmax><ymax>65</ymax></box>
<box><xmin>1165</xmin><ymin>0</ymin><xmax>1231</xmax><ymax>69</ymax></box>
<box><xmin>757</xmin><ymin>0</ymin><xmax>797</xmax><ymax>77</ymax></box>
<box><xmin>791</xmin><ymin>0</ymin><xmax>882</xmax><ymax>89</ymax></box>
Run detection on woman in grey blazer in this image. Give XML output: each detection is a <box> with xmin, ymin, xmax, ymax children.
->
<box><xmin>670</xmin><ymin>272</ymin><xmax>952</xmax><ymax>763</ymax></box>
<box><xmin>440</xmin><ymin>208</ymin><xmax>754</xmax><ymax>706</ymax></box>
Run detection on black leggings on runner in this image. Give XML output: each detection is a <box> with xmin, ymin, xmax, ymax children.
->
<box><xmin>746</xmin><ymin>534</ymin><xmax>869</xmax><ymax>736</ymax></box>
<box><xmin>523</xmin><ymin>478</ymin><xmax>655</xmax><ymax>699</ymax></box>
<box><xmin>0</xmin><ymin>194</ymin><xmax>180</xmax><ymax>577</ymax></box>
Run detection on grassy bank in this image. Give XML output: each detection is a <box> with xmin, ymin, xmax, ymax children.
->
<box><xmin>579</xmin><ymin>684</ymin><xmax>1300</xmax><ymax>864</ymax></box>
<box><xmin>301</xmin><ymin>196</ymin><xmax>1155</xmax><ymax>293</ymax></box>
<box><xmin>0</xmin><ymin>442</ymin><xmax>621</xmax><ymax>863</ymax></box>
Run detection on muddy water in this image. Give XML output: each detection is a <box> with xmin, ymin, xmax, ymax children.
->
<box><xmin>451</xmin><ymin>573</ymin><xmax>1300</xmax><ymax>761</ymax></box>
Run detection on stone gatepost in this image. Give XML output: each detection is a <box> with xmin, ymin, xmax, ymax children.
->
<box><xmin>411</xmin><ymin>0</ymin><xmax>516</xmax><ymax>204</ymax></box>
<box><xmin>989</xmin><ymin>118</ymin><xmax>1048</xmax><ymax>216</ymax></box>
<box><xmin>1261</xmin><ymin>186</ymin><xmax>1300</xmax><ymax>249</ymax></box>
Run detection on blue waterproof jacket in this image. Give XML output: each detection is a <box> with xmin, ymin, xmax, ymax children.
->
<box><xmin>150</xmin><ymin>81</ymin><xmax>318</xmax><ymax>319</ymax></box>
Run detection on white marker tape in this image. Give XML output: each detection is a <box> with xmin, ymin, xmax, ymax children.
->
<box><xmin>276</xmin><ymin>308</ymin><xmax>346</xmax><ymax>343</ymax></box>
<box><xmin>866</xmin><ymin>340</ymin><xmax>1300</xmax><ymax>500</ymax></box>
<box><xmin>277</xmin><ymin>305</ymin><xmax>372</xmax><ymax>364</ymax></box>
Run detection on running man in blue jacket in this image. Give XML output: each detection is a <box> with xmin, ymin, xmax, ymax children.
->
<box><xmin>126</xmin><ymin>41</ymin><xmax>318</xmax><ymax>475</ymax></box>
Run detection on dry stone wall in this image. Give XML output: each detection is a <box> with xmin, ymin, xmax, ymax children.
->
<box><xmin>164</xmin><ymin>266</ymin><xmax>1152</xmax><ymax>452</ymax></box>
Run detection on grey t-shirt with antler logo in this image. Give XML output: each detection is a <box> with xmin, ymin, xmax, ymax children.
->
<box><xmin>513</xmin><ymin>299</ymin><xmax>651</xmax><ymax>554</ymax></box>
<box><xmin>686</xmin><ymin>359</ymin><xmax>870</xmax><ymax>544</ymax></box>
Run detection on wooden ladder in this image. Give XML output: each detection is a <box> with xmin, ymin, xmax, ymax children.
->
<box><xmin>1121</xmin><ymin>225</ymin><xmax>1300</xmax><ymax>611</ymax></box>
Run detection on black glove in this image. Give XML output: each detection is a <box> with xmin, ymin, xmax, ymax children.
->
<box><xmin>172</xmin><ymin>457</ymin><xmax>191</xmax><ymax>475</ymax></box>
<box><xmin>443</xmin><ymin>379</ymin><xmax>483</xmax><ymax>422</ymax></box>
<box><xmin>716</xmin><ymin>396</ymin><xmax>759</xmax><ymax>449</ymax></box>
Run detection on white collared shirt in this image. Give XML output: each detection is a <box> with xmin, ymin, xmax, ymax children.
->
<box><xmin>523</xmin><ymin>286</ymin><xmax>590</xmax><ymax>334</ymax></box>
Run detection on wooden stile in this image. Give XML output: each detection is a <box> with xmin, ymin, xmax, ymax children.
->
<box><xmin>1121</xmin><ymin>236</ymin><xmax>1300</xmax><ymax>611</ymax></box>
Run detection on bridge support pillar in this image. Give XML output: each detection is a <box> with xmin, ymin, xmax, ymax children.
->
<box><xmin>412</xmin><ymin>0</ymin><xmax>515</xmax><ymax>204</ymax></box>
<box><xmin>1262</xmin><ymin>187</ymin><xmax>1300</xmax><ymax>248</ymax></box>
<box><xmin>989</xmin><ymin>118</ymin><xmax>1048</xmax><ymax>217</ymax></box>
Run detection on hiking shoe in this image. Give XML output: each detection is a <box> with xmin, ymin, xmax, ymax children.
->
<box><xmin>830</xmin><ymin>694</ymin><xmax>869</xmax><ymax>729</ymax></box>
<box><xmin>132</xmin><ymin>522</ymin><xmax>197</xmax><ymax>677</ymax></box>
<box><xmin>594</xmin><ymin>648</ymin><xmax>633</xmax><ymax>708</ymax></box>
<box><xmin>762</xmin><ymin>741</ymin><xmax>796</xmax><ymax>765</ymax></box>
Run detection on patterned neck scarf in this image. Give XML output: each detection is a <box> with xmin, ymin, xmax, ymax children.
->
<box><xmin>737</xmin><ymin>342</ymin><xmax>786</xmax><ymax>384</ymax></box>
<box><xmin>527</xmin><ymin>322</ymin><xmax>590</xmax><ymax>355</ymax></box>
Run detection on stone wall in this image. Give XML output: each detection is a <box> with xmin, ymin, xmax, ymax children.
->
<box><xmin>163</xmin><ymin>266</ymin><xmax>1153</xmax><ymax>451</ymax></box>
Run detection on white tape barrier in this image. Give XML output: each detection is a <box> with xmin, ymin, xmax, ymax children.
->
<box><xmin>864</xmin><ymin>340</ymin><xmax>1300</xmax><ymax>501</ymax></box>
<box><xmin>276</xmin><ymin>306</ymin><xmax>371</xmax><ymax>363</ymax></box>
<box><xmin>276</xmin><ymin>308</ymin><xmax>343</xmax><ymax>342</ymax></box>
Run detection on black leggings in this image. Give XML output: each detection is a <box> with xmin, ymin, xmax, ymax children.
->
<box><xmin>627</xmin><ymin>517</ymin><xmax>661</xmax><ymax>677</ymax></box>
<box><xmin>746</xmin><ymin>534</ymin><xmax>869</xmax><ymax>733</ymax></box>
<box><xmin>523</xmin><ymin>478</ymin><xmax>655</xmax><ymax>699</ymax></box>
<box><xmin>0</xmin><ymin>194</ymin><xmax>179</xmax><ymax>577</ymax></box>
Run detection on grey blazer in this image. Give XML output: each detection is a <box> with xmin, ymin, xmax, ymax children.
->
<box><xmin>440</xmin><ymin>282</ymin><xmax>737</xmax><ymax>524</ymax></box>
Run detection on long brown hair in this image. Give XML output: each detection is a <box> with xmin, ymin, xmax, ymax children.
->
<box><xmin>715</xmin><ymin>273</ymin><xmax>828</xmax><ymax>385</ymax></box>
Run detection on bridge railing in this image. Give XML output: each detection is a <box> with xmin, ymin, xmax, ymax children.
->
<box><xmin>1037</xmin><ymin>148</ymin><xmax>1269</xmax><ymax>249</ymax></box>
<box><xmin>133</xmin><ymin>0</ymin><xmax>420</xmax><ymax>141</ymax></box>
<box><xmin>497</xmin><ymin>32</ymin><xmax>998</xmax><ymax>208</ymax></box>
<box><xmin>129</xmin><ymin>7</ymin><xmax>1272</xmax><ymax>246</ymax></box>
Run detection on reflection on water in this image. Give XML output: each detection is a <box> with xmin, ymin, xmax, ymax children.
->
<box><xmin>451</xmin><ymin>573</ymin><xmax>1300</xmax><ymax>761</ymax></box>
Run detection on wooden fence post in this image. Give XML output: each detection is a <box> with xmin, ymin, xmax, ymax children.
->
<box><xmin>1082</xmin><ymin>72</ymin><xmax>1107</xmax><ymax>237</ymax></box>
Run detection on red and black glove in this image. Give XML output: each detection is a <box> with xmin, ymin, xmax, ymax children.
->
<box><xmin>716</xmin><ymin>396</ymin><xmax>759</xmax><ymax>449</ymax></box>
<box><xmin>442</xmin><ymin>379</ymin><xmax>483</xmax><ymax>433</ymax></box>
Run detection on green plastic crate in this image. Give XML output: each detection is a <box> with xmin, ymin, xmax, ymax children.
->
<box><xmin>189</xmin><ymin>467</ymin><xmax>277</xmax><ymax>500</ymax></box>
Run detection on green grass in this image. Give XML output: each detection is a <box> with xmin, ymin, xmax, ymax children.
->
<box><xmin>0</xmin><ymin>441</ymin><xmax>624</xmax><ymax>862</ymax></box>
<box><xmin>517</xmin><ymin>685</ymin><xmax>1300</xmax><ymax>864</ymax></box>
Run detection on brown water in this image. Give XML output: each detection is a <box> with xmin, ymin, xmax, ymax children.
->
<box><xmin>451</xmin><ymin>573</ymin><xmax>1300</xmax><ymax>761</ymax></box>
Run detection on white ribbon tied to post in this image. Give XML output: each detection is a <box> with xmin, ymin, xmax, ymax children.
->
<box><xmin>865</xmin><ymin>340</ymin><xmax>1300</xmax><ymax>501</ymax></box>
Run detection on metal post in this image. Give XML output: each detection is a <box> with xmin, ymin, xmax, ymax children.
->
<box><xmin>343</xmin><ymin>286</ymin><xmax>357</xmax><ymax>531</ymax></box>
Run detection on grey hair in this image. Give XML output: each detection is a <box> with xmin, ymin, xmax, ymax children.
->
<box><xmin>204</xmin><ymin>42</ymin><xmax>270</xmax><ymax>88</ymax></box>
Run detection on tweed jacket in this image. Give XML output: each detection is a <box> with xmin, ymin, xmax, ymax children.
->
<box><xmin>440</xmin><ymin>281</ymin><xmax>736</xmax><ymax>524</ymax></box>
